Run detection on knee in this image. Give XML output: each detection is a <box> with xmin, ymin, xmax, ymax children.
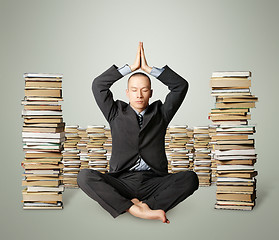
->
<box><xmin>189</xmin><ymin>171</ymin><xmax>199</xmax><ymax>191</ymax></box>
<box><xmin>77</xmin><ymin>168</ymin><xmax>94</xmax><ymax>188</ymax></box>
<box><xmin>179</xmin><ymin>170</ymin><xmax>199</xmax><ymax>192</ymax></box>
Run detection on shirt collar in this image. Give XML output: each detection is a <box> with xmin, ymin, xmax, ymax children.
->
<box><xmin>129</xmin><ymin>103</ymin><xmax>149</xmax><ymax>116</ymax></box>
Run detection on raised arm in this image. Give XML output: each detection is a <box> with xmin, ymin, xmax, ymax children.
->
<box><xmin>92</xmin><ymin>65</ymin><xmax>123</xmax><ymax>123</ymax></box>
<box><xmin>92</xmin><ymin>43</ymin><xmax>142</xmax><ymax>122</ymax></box>
<box><xmin>140</xmin><ymin>42</ymin><xmax>189</xmax><ymax>124</ymax></box>
<box><xmin>157</xmin><ymin>65</ymin><xmax>189</xmax><ymax>123</ymax></box>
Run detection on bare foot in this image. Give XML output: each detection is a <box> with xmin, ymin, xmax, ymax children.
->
<box><xmin>127</xmin><ymin>201</ymin><xmax>170</xmax><ymax>224</ymax></box>
<box><xmin>131</xmin><ymin>198</ymin><xmax>141</xmax><ymax>205</ymax></box>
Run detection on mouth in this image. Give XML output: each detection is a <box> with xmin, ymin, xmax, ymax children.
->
<box><xmin>136</xmin><ymin>101</ymin><xmax>143</xmax><ymax>104</ymax></box>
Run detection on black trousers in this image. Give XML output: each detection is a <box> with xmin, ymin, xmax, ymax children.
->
<box><xmin>77</xmin><ymin>168</ymin><xmax>199</xmax><ymax>218</ymax></box>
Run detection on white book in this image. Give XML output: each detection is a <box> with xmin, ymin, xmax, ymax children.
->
<box><xmin>171</xmin><ymin>160</ymin><xmax>189</xmax><ymax>164</ymax></box>
<box><xmin>24</xmin><ymin>202</ymin><xmax>62</xmax><ymax>207</ymax></box>
<box><xmin>62</xmin><ymin>149</ymin><xmax>80</xmax><ymax>153</ymax></box>
<box><xmin>25</xmin><ymin>142</ymin><xmax>60</xmax><ymax>146</ymax></box>
<box><xmin>23</xmin><ymin>145</ymin><xmax>61</xmax><ymax>150</ymax></box>
<box><xmin>215</xmin><ymin>149</ymin><xmax>256</xmax><ymax>156</ymax></box>
<box><xmin>63</xmin><ymin>173</ymin><xmax>78</xmax><ymax>176</ymax></box>
<box><xmin>195</xmin><ymin>149</ymin><xmax>211</xmax><ymax>153</ymax></box>
<box><xmin>212</xmin><ymin>71</ymin><xmax>251</xmax><ymax>78</ymax></box>
<box><xmin>217</xmin><ymin>177</ymin><xmax>255</xmax><ymax>182</ymax></box>
<box><xmin>24</xmin><ymin>170</ymin><xmax>60</xmax><ymax>174</ymax></box>
<box><xmin>24</xmin><ymin>73</ymin><xmax>63</xmax><ymax>78</ymax></box>
<box><xmin>23</xmin><ymin>137</ymin><xmax>65</xmax><ymax>143</ymax></box>
<box><xmin>194</xmin><ymin>126</ymin><xmax>209</xmax><ymax>129</ymax></box>
<box><xmin>217</xmin><ymin>125</ymin><xmax>256</xmax><ymax>129</ymax></box>
<box><xmin>27</xmin><ymin>185</ymin><xmax>64</xmax><ymax>192</ymax></box>
<box><xmin>22</xmin><ymin>110</ymin><xmax>62</xmax><ymax>116</ymax></box>
<box><xmin>21</xmin><ymin>100</ymin><xmax>59</xmax><ymax>105</ymax></box>
<box><xmin>89</xmin><ymin>160</ymin><xmax>108</xmax><ymax>164</ymax></box>
<box><xmin>89</xmin><ymin>168</ymin><xmax>108</xmax><ymax>171</ymax></box>
<box><xmin>215</xmin><ymin>155</ymin><xmax>257</xmax><ymax>160</ymax></box>
<box><xmin>89</xmin><ymin>149</ymin><xmax>107</xmax><ymax>153</ymax></box>
<box><xmin>171</xmin><ymin>167</ymin><xmax>189</xmax><ymax>170</ymax></box>
<box><xmin>22</xmin><ymin>132</ymin><xmax>65</xmax><ymax>139</ymax></box>
<box><xmin>65</xmin><ymin>125</ymin><xmax>79</xmax><ymax>128</ymax></box>
<box><xmin>172</xmin><ymin>149</ymin><xmax>189</xmax><ymax>153</ymax></box>
<box><xmin>216</xmin><ymin>127</ymin><xmax>255</xmax><ymax>132</ymax></box>
<box><xmin>87</xmin><ymin>125</ymin><xmax>105</xmax><ymax>128</ymax></box>
<box><xmin>212</xmin><ymin>89</ymin><xmax>250</xmax><ymax>93</ymax></box>
<box><xmin>217</xmin><ymin>165</ymin><xmax>254</xmax><ymax>171</ymax></box>
<box><xmin>88</xmin><ymin>133</ymin><xmax>106</xmax><ymax>137</ymax></box>
<box><xmin>63</xmin><ymin>167</ymin><xmax>80</xmax><ymax>170</ymax></box>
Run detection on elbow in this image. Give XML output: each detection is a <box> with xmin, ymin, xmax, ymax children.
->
<box><xmin>182</xmin><ymin>79</ymin><xmax>189</xmax><ymax>96</ymax></box>
<box><xmin>92</xmin><ymin>77</ymin><xmax>99</xmax><ymax>95</ymax></box>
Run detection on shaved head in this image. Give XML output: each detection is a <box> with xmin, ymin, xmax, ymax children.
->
<box><xmin>127</xmin><ymin>72</ymin><xmax>151</xmax><ymax>89</ymax></box>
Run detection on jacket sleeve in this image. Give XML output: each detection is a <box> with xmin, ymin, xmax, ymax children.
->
<box><xmin>157</xmin><ymin>65</ymin><xmax>189</xmax><ymax>124</ymax></box>
<box><xmin>92</xmin><ymin>64</ymin><xmax>124</xmax><ymax>123</ymax></box>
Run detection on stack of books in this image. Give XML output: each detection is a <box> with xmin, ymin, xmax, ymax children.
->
<box><xmin>21</xmin><ymin>72</ymin><xmax>65</xmax><ymax>209</ymax></box>
<box><xmin>186</xmin><ymin>127</ymin><xmax>195</xmax><ymax>170</ymax></box>
<box><xmin>88</xmin><ymin>149</ymin><xmax>108</xmax><ymax>173</ymax></box>
<box><xmin>77</xmin><ymin>127</ymin><xmax>89</xmax><ymax>169</ymax></box>
<box><xmin>86</xmin><ymin>125</ymin><xmax>107</xmax><ymax>149</ymax></box>
<box><xmin>62</xmin><ymin>125</ymin><xmax>81</xmax><ymax>188</ymax></box>
<box><xmin>208</xmin><ymin>125</ymin><xmax>217</xmax><ymax>183</ymax></box>
<box><xmin>165</xmin><ymin>127</ymin><xmax>172</xmax><ymax>173</ymax></box>
<box><xmin>87</xmin><ymin>125</ymin><xmax>108</xmax><ymax>173</ymax></box>
<box><xmin>104</xmin><ymin>126</ymin><xmax>112</xmax><ymax>172</ymax></box>
<box><xmin>169</xmin><ymin>126</ymin><xmax>190</xmax><ymax>173</ymax></box>
<box><xmin>209</xmin><ymin>71</ymin><xmax>258</xmax><ymax>210</ymax></box>
<box><xmin>193</xmin><ymin>126</ymin><xmax>211</xmax><ymax>186</ymax></box>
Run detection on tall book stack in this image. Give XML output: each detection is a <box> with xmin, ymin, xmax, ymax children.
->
<box><xmin>193</xmin><ymin>126</ymin><xmax>211</xmax><ymax>186</ymax></box>
<box><xmin>21</xmin><ymin>72</ymin><xmax>65</xmax><ymax>209</ymax></box>
<box><xmin>209</xmin><ymin>71</ymin><xmax>258</xmax><ymax>210</ymax></box>
<box><xmin>209</xmin><ymin>125</ymin><xmax>217</xmax><ymax>184</ymax></box>
<box><xmin>104</xmin><ymin>126</ymin><xmax>112</xmax><ymax>172</ymax></box>
<box><xmin>169</xmin><ymin>126</ymin><xmax>190</xmax><ymax>173</ymax></box>
<box><xmin>77</xmin><ymin>127</ymin><xmax>89</xmax><ymax>169</ymax></box>
<box><xmin>62</xmin><ymin>125</ymin><xmax>81</xmax><ymax>188</ymax></box>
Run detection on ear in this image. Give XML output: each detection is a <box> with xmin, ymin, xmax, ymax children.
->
<box><xmin>126</xmin><ymin>88</ymin><xmax>129</xmax><ymax>98</ymax></box>
<box><xmin>150</xmin><ymin>89</ymin><xmax>153</xmax><ymax>98</ymax></box>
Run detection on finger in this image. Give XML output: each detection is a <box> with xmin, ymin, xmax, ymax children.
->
<box><xmin>141</xmin><ymin>47</ymin><xmax>147</xmax><ymax>63</ymax></box>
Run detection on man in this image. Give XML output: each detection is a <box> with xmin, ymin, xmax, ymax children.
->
<box><xmin>77</xmin><ymin>42</ymin><xmax>199</xmax><ymax>224</ymax></box>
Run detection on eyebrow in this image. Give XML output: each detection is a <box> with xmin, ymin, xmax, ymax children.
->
<box><xmin>130</xmin><ymin>86</ymin><xmax>149</xmax><ymax>89</ymax></box>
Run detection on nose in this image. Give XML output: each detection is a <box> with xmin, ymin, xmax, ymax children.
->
<box><xmin>137</xmin><ymin>90</ymin><xmax>143</xmax><ymax>98</ymax></box>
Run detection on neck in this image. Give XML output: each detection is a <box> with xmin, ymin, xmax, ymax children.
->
<box><xmin>129</xmin><ymin>103</ymin><xmax>148</xmax><ymax>114</ymax></box>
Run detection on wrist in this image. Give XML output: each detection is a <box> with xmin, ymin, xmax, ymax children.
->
<box><xmin>143</xmin><ymin>66</ymin><xmax>152</xmax><ymax>74</ymax></box>
<box><xmin>129</xmin><ymin>64</ymin><xmax>137</xmax><ymax>72</ymax></box>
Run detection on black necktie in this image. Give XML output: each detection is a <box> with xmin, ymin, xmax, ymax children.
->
<box><xmin>137</xmin><ymin>113</ymin><xmax>143</xmax><ymax>128</ymax></box>
<box><xmin>129</xmin><ymin>112</ymin><xmax>145</xmax><ymax>171</ymax></box>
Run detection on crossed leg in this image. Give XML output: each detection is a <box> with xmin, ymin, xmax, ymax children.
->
<box><xmin>77</xmin><ymin>169</ymin><xmax>198</xmax><ymax>224</ymax></box>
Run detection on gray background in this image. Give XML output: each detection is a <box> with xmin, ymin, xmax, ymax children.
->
<box><xmin>1</xmin><ymin>0</ymin><xmax>278</xmax><ymax>239</ymax></box>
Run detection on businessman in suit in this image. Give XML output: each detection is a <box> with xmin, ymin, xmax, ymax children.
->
<box><xmin>77</xmin><ymin>42</ymin><xmax>199</xmax><ymax>224</ymax></box>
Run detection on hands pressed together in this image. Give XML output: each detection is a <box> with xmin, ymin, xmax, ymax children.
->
<box><xmin>130</xmin><ymin>42</ymin><xmax>152</xmax><ymax>74</ymax></box>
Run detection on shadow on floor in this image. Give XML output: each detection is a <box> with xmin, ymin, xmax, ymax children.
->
<box><xmin>62</xmin><ymin>188</ymin><xmax>79</xmax><ymax>206</ymax></box>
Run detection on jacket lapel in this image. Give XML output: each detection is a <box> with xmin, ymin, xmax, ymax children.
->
<box><xmin>140</xmin><ymin>106</ymin><xmax>155</xmax><ymax>132</ymax></box>
<box><xmin>126</xmin><ymin>103</ymin><xmax>155</xmax><ymax>133</ymax></box>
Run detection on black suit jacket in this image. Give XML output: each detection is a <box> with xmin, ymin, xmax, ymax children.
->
<box><xmin>92</xmin><ymin>64</ymin><xmax>189</xmax><ymax>177</ymax></box>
